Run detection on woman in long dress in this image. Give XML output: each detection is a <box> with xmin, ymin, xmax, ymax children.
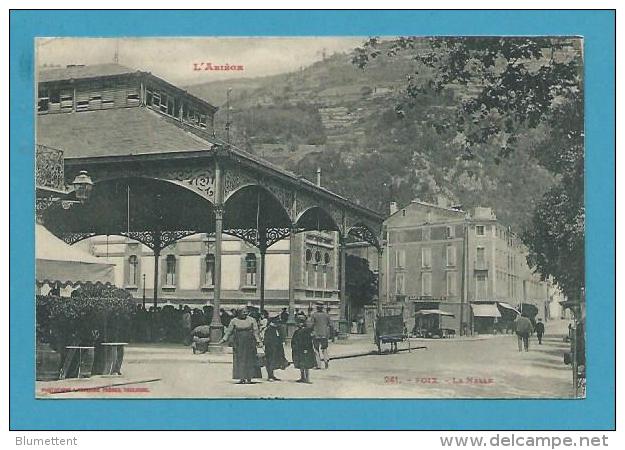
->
<box><xmin>219</xmin><ymin>307</ymin><xmax>262</xmax><ymax>384</ymax></box>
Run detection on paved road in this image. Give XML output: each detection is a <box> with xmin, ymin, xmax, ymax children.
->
<box><xmin>38</xmin><ymin>320</ymin><xmax>575</xmax><ymax>399</ymax></box>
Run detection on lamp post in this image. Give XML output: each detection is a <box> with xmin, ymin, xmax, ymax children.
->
<box><xmin>71</xmin><ymin>170</ymin><xmax>94</xmax><ymax>203</ymax></box>
<box><xmin>142</xmin><ymin>273</ymin><xmax>146</xmax><ymax>309</ymax></box>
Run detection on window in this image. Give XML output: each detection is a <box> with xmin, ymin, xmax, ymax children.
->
<box><xmin>422</xmin><ymin>272</ymin><xmax>432</xmax><ymax>296</ymax></box>
<box><xmin>128</xmin><ymin>255</ymin><xmax>139</xmax><ymax>286</ymax></box>
<box><xmin>446</xmin><ymin>272</ymin><xmax>457</xmax><ymax>296</ymax></box>
<box><xmin>151</xmin><ymin>90</ymin><xmax>161</xmax><ymax>107</ymax></box>
<box><xmin>422</xmin><ymin>228</ymin><xmax>431</xmax><ymax>240</ymax></box>
<box><xmin>60</xmin><ymin>89</ymin><xmax>73</xmax><ymax>110</ymax></box>
<box><xmin>395</xmin><ymin>249</ymin><xmax>406</xmax><ymax>268</ymax></box>
<box><xmin>127</xmin><ymin>92</ymin><xmax>140</xmax><ymax>105</ymax></box>
<box><xmin>446</xmin><ymin>225</ymin><xmax>455</xmax><ymax>239</ymax></box>
<box><xmin>476</xmin><ymin>225</ymin><xmax>485</xmax><ymax>236</ymax></box>
<box><xmin>205</xmin><ymin>254</ymin><xmax>215</xmax><ymax>286</ymax></box>
<box><xmin>314</xmin><ymin>264</ymin><xmax>320</xmax><ymax>288</ymax></box>
<box><xmin>305</xmin><ymin>249</ymin><xmax>312</xmax><ymax>263</ymax></box>
<box><xmin>476</xmin><ymin>274</ymin><xmax>487</xmax><ymax>300</ymax></box>
<box><xmin>245</xmin><ymin>253</ymin><xmax>257</xmax><ymax>286</ymax></box>
<box><xmin>315</xmin><ymin>251</ymin><xmax>322</xmax><ymax>264</ymax></box>
<box><xmin>165</xmin><ymin>255</ymin><xmax>176</xmax><ymax>286</ymax></box>
<box><xmin>446</xmin><ymin>246</ymin><xmax>456</xmax><ymax>266</ymax></box>
<box><xmin>476</xmin><ymin>247</ymin><xmax>486</xmax><ymax>266</ymax></box>
<box><xmin>37</xmin><ymin>86</ymin><xmax>49</xmax><ymax>112</ymax></box>
<box><xmin>395</xmin><ymin>273</ymin><xmax>405</xmax><ymax>295</ymax></box>
<box><xmin>48</xmin><ymin>89</ymin><xmax>60</xmax><ymax>110</ymax></box>
<box><xmin>324</xmin><ymin>252</ymin><xmax>331</xmax><ymax>264</ymax></box>
<box><xmin>421</xmin><ymin>247</ymin><xmax>431</xmax><ymax>268</ymax></box>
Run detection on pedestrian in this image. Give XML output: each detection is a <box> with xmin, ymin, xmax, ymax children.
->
<box><xmin>220</xmin><ymin>308</ymin><xmax>232</xmax><ymax>328</ymax></box>
<box><xmin>190</xmin><ymin>324</ymin><xmax>211</xmax><ymax>354</ymax></box>
<box><xmin>280</xmin><ymin>307</ymin><xmax>289</xmax><ymax>323</ymax></box>
<box><xmin>311</xmin><ymin>301</ymin><xmax>331</xmax><ymax>369</ymax></box>
<box><xmin>357</xmin><ymin>312</ymin><xmax>365</xmax><ymax>334</ymax></box>
<box><xmin>181</xmin><ymin>306</ymin><xmax>192</xmax><ymax>345</ymax></box>
<box><xmin>514</xmin><ymin>314</ymin><xmax>533</xmax><ymax>352</ymax></box>
<box><xmin>535</xmin><ymin>318</ymin><xmax>545</xmax><ymax>345</ymax></box>
<box><xmin>219</xmin><ymin>307</ymin><xmax>262</xmax><ymax>384</ymax></box>
<box><xmin>291</xmin><ymin>316</ymin><xmax>315</xmax><ymax>383</ymax></box>
<box><xmin>263</xmin><ymin>316</ymin><xmax>289</xmax><ymax>381</ymax></box>
<box><xmin>258</xmin><ymin>309</ymin><xmax>269</xmax><ymax>341</ymax></box>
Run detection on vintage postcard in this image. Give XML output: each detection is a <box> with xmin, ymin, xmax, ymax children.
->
<box><xmin>33</xmin><ymin>35</ymin><xmax>588</xmax><ymax>402</ymax></box>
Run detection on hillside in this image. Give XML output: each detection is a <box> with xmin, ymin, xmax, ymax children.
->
<box><xmin>185</xmin><ymin>44</ymin><xmax>557</xmax><ymax>233</ymax></box>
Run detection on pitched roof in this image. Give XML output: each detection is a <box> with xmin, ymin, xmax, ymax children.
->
<box><xmin>38</xmin><ymin>63</ymin><xmax>137</xmax><ymax>83</ymax></box>
<box><xmin>37</xmin><ymin>107</ymin><xmax>214</xmax><ymax>158</ymax></box>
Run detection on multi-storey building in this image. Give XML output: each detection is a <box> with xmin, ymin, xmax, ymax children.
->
<box><xmin>380</xmin><ymin>200</ymin><xmax>552</xmax><ymax>334</ymax></box>
<box><xmin>77</xmin><ymin>230</ymin><xmax>341</xmax><ymax>316</ymax></box>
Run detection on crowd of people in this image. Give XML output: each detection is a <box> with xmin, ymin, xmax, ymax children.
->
<box><xmin>130</xmin><ymin>304</ymin><xmax>216</xmax><ymax>343</ymax></box>
<box><xmin>218</xmin><ymin>301</ymin><xmax>333</xmax><ymax>384</ymax></box>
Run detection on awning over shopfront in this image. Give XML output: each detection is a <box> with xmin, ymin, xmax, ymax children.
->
<box><xmin>497</xmin><ymin>302</ymin><xmax>520</xmax><ymax>315</ymax></box>
<box><xmin>36</xmin><ymin>224</ymin><xmax>115</xmax><ymax>287</ymax></box>
<box><xmin>415</xmin><ymin>309</ymin><xmax>455</xmax><ymax>317</ymax></box>
<box><xmin>470</xmin><ymin>303</ymin><xmax>501</xmax><ymax>318</ymax></box>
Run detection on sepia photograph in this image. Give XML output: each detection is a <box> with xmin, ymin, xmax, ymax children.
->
<box><xmin>33</xmin><ymin>34</ymin><xmax>586</xmax><ymax>401</ymax></box>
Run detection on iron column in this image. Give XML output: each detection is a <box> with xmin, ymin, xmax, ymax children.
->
<box><xmin>210</xmin><ymin>157</ymin><xmax>225</xmax><ymax>342</ymax></box>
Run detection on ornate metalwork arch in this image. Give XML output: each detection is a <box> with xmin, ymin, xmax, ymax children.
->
<box><xmin>69</xmin><ymin>165</ymin><xmax>216</xmax><ymax>203</ymax></box>
<box><xmin>223</xmin><ymin>164</ymin><xmax>295</xmax><ymax>219</ymax></box>
<box><xmin>224</xmin><ymin>227</ymin><xmax>292</xmax><ymax>249</ymax></box>
<box><xmin>60</xmin><ymin>232</ymin><xmax>98</xmax><ymax>246</ymax></box>
<box><xmin>346</xmin><ymin>224</ymin><xmax>381</xmax><ymax>250</ymax></box>
<box><xmin>294</xmin><ymin>195</ymin><xmax>343</xmax><ymax>232</ymax></box>
<box><xmin>120</xmin><ymin>230</ymin><xmax>200</xmax><ymax>252</ymax></box>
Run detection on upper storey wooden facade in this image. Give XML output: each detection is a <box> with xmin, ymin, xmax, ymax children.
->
<box><xmin>37</xmin><ymin>63</ymin><xmax>217</xmax><ymax>135</ymax></box>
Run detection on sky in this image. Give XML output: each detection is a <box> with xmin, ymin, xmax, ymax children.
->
<box><xmin>36</xmin><ymin>37</ymin><xmax>365</xmax><ymax>85</ymax></box>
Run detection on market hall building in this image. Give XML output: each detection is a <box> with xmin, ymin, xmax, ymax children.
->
<box><xmin>36</xmin><ymin>63</ymin><xmax>384</xmax><ymax>332</ymax></box>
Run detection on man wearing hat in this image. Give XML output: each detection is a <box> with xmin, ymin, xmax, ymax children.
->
<box><xmin>534</xmin><ymin>318</ymin><xmax>545</xmax><ymax>345</ymax></box>
<box><xmin>311</xmin><ymin>301</ymin><xmax>331</xmax><ymax>369</ymax></box>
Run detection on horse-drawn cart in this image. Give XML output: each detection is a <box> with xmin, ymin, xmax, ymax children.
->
<box><xmin>374</xmin><ymin>313</ymin><xmax>409</xmax><ymax>354</ymax></box>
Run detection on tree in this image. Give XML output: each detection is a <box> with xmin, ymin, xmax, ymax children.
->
<box><xmin>345</xmin><ymin>254</ymin><xmax>377</xmax><ymax>311</ymax></box>
<box><xmin>354</xmin><ymin>37</ymin><xmax>581</xmax><ymax>158</ymax></box>
<box><xmin>523</xmin><ymin>99</ymin><xmax>584</xmax><ymax>300</ymax></box>
<box><xmin>353</xmin><ymin>37</ymin><xmax>584</xmax><ymax>298</ymax></box>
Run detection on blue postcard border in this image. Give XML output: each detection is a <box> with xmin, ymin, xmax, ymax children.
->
<box><xmin>9</xmin><ymin>10</ymin><xmax>615</xmax><ymax>430</ymax></box>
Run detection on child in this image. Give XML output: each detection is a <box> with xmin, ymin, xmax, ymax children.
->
<box><xmin>264</xmin><ymin>316</ymin><xmax>289</xmax><ymax>381</ymax></box>
<box><xmin>291</xmin><ymin>316</ymin><xmax>315</xmax><ymax>383</ymax></box>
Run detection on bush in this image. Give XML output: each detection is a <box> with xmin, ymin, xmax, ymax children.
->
<box><xmin>36</xmin><ymin>285</ymin><xmax>135</xmax><ymax>353</ymax></box>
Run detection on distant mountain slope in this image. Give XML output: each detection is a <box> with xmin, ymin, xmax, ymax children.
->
<box><xmin>185</xmin><ymin>45</ymin><xmax>556</xmax><ymax>233</ymax></box>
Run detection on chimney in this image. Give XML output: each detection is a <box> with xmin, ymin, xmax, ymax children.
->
<box><xmin>316</xmin><ymin>167</ymin><xmax>322</xmax><ymax>187</ymax></box>
<box><xmin>389</xmin><ymin>201</ymin><xmax>398</xmax><ymax>215</ymax></box>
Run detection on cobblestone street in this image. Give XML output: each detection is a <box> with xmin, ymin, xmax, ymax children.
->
<box><xmin>37</xmin><ymin>320</ymin><xmax>575</xmax><ymax>399</ymax></box>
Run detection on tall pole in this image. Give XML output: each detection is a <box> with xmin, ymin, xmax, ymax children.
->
<box><xmin>226</xmin><ymin>88</ymin><xmax>232</xmax><ymax>144</ymax></box>
<box><xmin>259</xmin><ymin>245</ymin><xmax>266</xmax><ymax>312</ymax></box>
<box><xmin>288</xmin><ymin>229</ymin><xmax>296</xmax><ymax>316</ymax></box>
<box><xmin>460</xmin><ymin>220</ymin><xmax>468</xmax><ymax>335</ymax></box>
<box><xmin>152</xmin><ymin>245</ymin><xmax>160</xmax><ymax>309</ymax></box>
<box><xmin>377</xmin><ymin>247</ymin><xmax>384</xmax><ymax>318</ymax></box>
<box><xmin>142</xmin><ymin>273</ymin><xmax>146</xmax><ymax>309</ymax></box>
<box><xmin>210</xmin><ymin>157</ymin><xmax>225</xmax><ymax>342</ymax></box>
<box><xmin>339</xmin><ymin>234</ymin><xmax>347</xmax><ymax>322</ymax></box>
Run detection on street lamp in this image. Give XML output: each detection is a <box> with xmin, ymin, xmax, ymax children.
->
<box><xmin>71</xmin><ymin>170</ymin><xmax>93</xmax><ymax>203</ymax></box>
